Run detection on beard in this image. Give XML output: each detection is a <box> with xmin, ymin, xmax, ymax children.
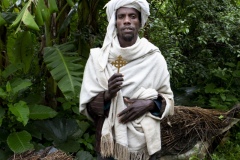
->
<box><xmin>122</xmin><ymin>33</ymin><xmax>134</xmax><ymax>42</ymax></box>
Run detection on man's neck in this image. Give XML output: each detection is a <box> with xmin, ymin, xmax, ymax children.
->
<box><xmin>118</xmin><ymin>37</ymin><xmax>138</xmax><ymax>48</ymax></box>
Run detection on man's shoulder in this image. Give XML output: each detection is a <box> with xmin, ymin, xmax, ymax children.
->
<box><xmin>90</xmin><ymin>47</ymin><xmax>102</xmax><ymax>54</ymax></box>
<box><xmin>140</xmin><ymin>38</ymin><xmax>158</xmax><ymax>47</ymax></box>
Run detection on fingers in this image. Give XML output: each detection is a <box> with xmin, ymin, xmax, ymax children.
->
<box><xmin>118</xmin><ymin>108</ymin><xmax>132</xmax><ymax>124</ymax></box>
<box><xmin>118</xmin><ymin>108</ymin><xmax>137</xmax><ymax>124</ymax></box>
<box><xmin>107</xmin><ymin>73</ymin><xmax>124</xmax><ymax>99</ymax></box>
<box><xmin>108</xmin><ymin>73</ymin><xmax>123</xmax><ymax>82</ymax></box>
<box><xmin>123</xmin><ymin>97</ymin><xmax>135</xmax><ymax>104</ymax></box>
<box><xmin>118</xmin><ymin>99</ymin><xmax>150</xmax><ymax>124</ymax></box>
<box><xmin>118</xmin><ymin>107</ymin><xmax>130</xmax><ymax>117</ymax></box>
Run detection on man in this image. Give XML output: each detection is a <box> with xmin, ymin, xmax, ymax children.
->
<box><xmin>79</xmin><ymin>0</ymin><xmax>174</xmax><ymax>159</ymax></box>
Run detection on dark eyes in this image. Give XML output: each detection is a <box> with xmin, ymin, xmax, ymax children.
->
<box><xmin>131</xmin><ymin>15</ymin><xmax>136</xmax><ymax>19</ymax></box>
<box><xmin>117</xmin><ymin>14</ymin><xmax>137</xmax><ymax>19</ymax></box>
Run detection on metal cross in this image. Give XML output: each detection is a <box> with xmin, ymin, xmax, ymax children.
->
<box><xmin>111</xmin><ymin>55</ymin><xmax>127</xmax><ymax>73</ymax></box>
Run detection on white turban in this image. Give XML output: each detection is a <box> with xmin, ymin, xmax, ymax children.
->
<box><xmin>98</xmin><ymin>0</ymin><xmax>150</xmax><ymax>70</ymax></box>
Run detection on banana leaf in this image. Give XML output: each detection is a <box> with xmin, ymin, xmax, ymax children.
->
<box><xmin>43</xmin><ymin>42</ymin><xmax>83</xmax><ymax>100</ymax></box>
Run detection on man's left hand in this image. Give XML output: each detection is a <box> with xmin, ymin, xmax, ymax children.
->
<box><xmin>118</xmin><ymin>97</ymin><xmax>155</xmax><ymax>124</ymax></box>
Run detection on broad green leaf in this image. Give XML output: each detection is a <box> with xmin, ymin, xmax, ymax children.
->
<box><xmin>58</xmin><ymin>3</ymin><xmax>78</xmax><ymax>34</ymax></box>
<box><xmin>49</xmin><ymin>0</ymin><xmax>59</xmax><ymax>13</ymax></box>
<box><xmin>75</xmin><ymin>150</ymin><xmax>93</xmax><ymax>160</ymax></box>
<box><xmin>34</xmin><ymin>1</ymin><xmax>44</xmax><ymax>25</ymax></box>
<box><xmin>22</xmin><ymin>9</ymin><xmax>39</xmax><ymax>31</ymax></box>
<box><xmin>72</xmin><ymin>106</ymin><xmax>80</xmax><ymax>115</ymax></box>
<box><xmin>6</xmin><ymin>81</ymin><xmax>12</xmax><ymax>93</ymax></box>
<box><xmin>56</xmin><ymin>139</ymin><xmax>80</xmax><ymax>152</ymax></box>
<box><xmin>78</xmin><ymin>121</ymin><xmax>90</xmax><ymax>136</ymax></box>
<box><xmin>8</xmin><ymin>31</ymin><xmax>35</xmax><ymax>73</ymax></box>
<box><xmin>34</xmin><ymin>118</ymin><xmax>78</xmax><ymax>143</ymax></box>
<box><xmin>36</xmin><ymin>0</ymin><xmax>50</xmax><ymax>21</ymax></box>
<box><xmin>29</xmin><ymin>104</ymin><xmax>58</xmax><ymax>120</ymax></box>
<box><xmin>43</xmin><ymin>42</ymin><xmax>83</xmax><ymax>100</ymax></box>
<box><xmin>11</xmin><ymin>0</ymin><xmax>31</xmax><ymax>28</ymax></box>
<box><xmin>11</xmin><ymin>0</ymin><xmax>39</xmax><ymax>32</ymax></box>
<box><xmin>1</xmin><ymin>12</ymin><xmax>18</xmax><ymax>24</ymax></box>
<box><xmin>11</xmin><ymin>78</ymin><xmax>32</xmax><ymax>94</ymax></box>
<box><xmin>7</xmin><ymin>130</ymin><xmax>34</xmax><ymax>153</ymax></box>
<box><xmin>9</xmin><ymin>101</ymin><xmax>29</xmax><ymax>126</ymax></box>
<box><xmin>1</xmin><ymin>63</ymin><xmax>24</xmax><ymax>79</ymax></box>
<box><xmin>0</xmin><ymin>107</ymin><xmax>5</xmax><ymax>126</ymax></box>
<box><xmin>62</xmin><ymin>102</ymin><xmax>71</xmax><ymax>110</ymax></box>
<box><xmin>2</xmin><ymin>0</ymin><xmax>11</xmax><ymax>10</ymax></box>
<box><xmin>0</xmin><ymin>14</ymin><xmax>7</xmax><ymax>26</ymax></box>
<box><xmin>66</xmin><ymin>0</ymin><xmax>75</xmax><ymax>7</ymax></box>
<box><xmin>6</xmin><ymin>32</ymin><xmax>18</xmax><ymax>64</ymax></box>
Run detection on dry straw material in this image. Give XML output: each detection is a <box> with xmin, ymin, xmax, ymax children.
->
<box><xmin>159</xmin><ymin>104</ymin><xmax>240</xmax><ymax>158</ymax></box>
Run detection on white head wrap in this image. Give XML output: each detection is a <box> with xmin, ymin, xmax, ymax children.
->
<box><xmin>98</xmin><ymin>0</ymin><xmax>150</xmax><ymax>70</ymax></box>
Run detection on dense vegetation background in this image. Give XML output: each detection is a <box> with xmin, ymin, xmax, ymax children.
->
<box><xmin>0</xmin><ymin>0</ymin><xmax>239</xmax><ymax>159</ymax></box>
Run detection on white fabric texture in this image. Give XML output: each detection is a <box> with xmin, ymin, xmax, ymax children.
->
<box><xmin>80</xmin><ymin>36</ymin><xmax>174</xmax><ymax>159</ymax></box>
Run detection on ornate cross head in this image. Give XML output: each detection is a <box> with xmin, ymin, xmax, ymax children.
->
<box><xmin>111</xmin><ymin>55</ymin><xmax>127</xmax><ymax>73</ymax></box>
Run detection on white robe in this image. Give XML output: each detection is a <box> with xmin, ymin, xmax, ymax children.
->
<box><xmin>80</xmin><ymin>37</ymin><xmax>174</xmax><ymax>160</ymax></box>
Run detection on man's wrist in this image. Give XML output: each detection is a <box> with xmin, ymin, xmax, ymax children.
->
<box><xmin>104</xmin><ymin>91</ymin><xmax>111</xmax><ymax>102</ymax></box>
<box><xmin>148</xmin><ymin>100</ymin><xmax>156</xmax><ymax>111</ymax></box>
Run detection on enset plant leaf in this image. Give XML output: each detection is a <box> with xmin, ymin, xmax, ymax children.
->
<box><xmin>0</xmin><ymin>14</ymin><xmax>6</xmax><ymax>26</ymax></box>
<box><xmin>22</xmin><ymin>9</ymin><xmax>39</xmax><ymax>31</ymax></box>
<box><xmin>11</xmin><ymin>0</ymin><xmax>39</xmax><ymax>32</ymax></box>
<box><xmin>49</xmin><ymin>0</ymin><xmax>59</xmax><ymax>13</ymax></box>
<box><xmin>43</xmin><ymin>42</ymin><xmax>83</xmax><ymax>100</ymax></box>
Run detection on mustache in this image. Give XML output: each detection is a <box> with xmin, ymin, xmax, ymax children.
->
<box><xmin>121</xmin><ymin>27</ymin><xmax>134</xmax><ymax>30</ymax></box>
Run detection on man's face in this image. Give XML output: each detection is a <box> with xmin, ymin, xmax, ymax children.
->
<box><xmin>116</xmin><ymin>7</ymin><xmax>141</xmax><ymax>44</ymax></box>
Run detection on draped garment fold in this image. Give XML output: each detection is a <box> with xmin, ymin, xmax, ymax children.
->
<box><xmin>80</xmin><ymin>37</ymin><xmax>174</xmax><ymax>160</ymax></box>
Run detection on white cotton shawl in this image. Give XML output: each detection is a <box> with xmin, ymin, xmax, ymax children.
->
<box><xmin>80</xmin><ymin>36</ymin><xmax>174</xmax><ymax>160</ymax></box>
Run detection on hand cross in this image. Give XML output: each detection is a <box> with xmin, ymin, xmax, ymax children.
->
<box><xmin>111</xmin><ymin>55</ymin><xmax>127</xmax><ymax>73</ymax></box>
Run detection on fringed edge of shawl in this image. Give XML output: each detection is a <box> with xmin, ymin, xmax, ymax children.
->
<box><xmin>128</xmin><ymin>148</ymin><xmax>150</xmax><ymax>160</ymax></box>
<box><xmin>101</xmin><ymin>140</ymin><xmax>150</xmax><ymax>160</ymax></box>
<box><xmin>100</xmin><ymin>133</ymin><xmax>114</xmax><ymax>157</ymax></box>
<box><xmin>114</xmin><ymin>143</ymin><xmax>150</xmax><ymax>160</ymax></box>
<box><xmin>114</xmin><ymin>143</ymin><xmax>129</xmax><ymax>160</ymax></box>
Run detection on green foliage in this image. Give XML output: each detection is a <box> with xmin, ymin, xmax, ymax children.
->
<box><xmin>9</xmin><ymin>101</ymin><xmax>29</xmax><ymax>126</ymax></box>
<box><xmin>148</xmin><ymin>0</ymin><xmax>240</xmax><ymax>158</ymax></box>
<box><xmin>209</xmin><ymin>124</ymin><xmax>240</xmax><ymax>160</ymax></box>
<box><xmin>11</xmin><ymin>0</ymin><xmax>39</xmax><ymax>32</ymax></box>
<box><xmin>43</xmin><ymin>42</ymin><xmax>83</xmax><ymax>100</ymax></box>
<box><xmin>7</xmin><ymin>130</ymin><xmax>34</xmax><ymax>154</ymax></box>
<box><xmin>0</xmin><ymin>0</ymin><xmax>101</xmax><ymax>158</ymax></box>
<box><xmin>29</xmin><ymin>104</ymin><xmax>58</xmax><ymax>120</ymax></box>
<box><xmin>75</xmin><ymin>150</ymin><xmax>94</xmax><ymax>160</ymax></box>
<box><xmin>149</xmin><ymin>0</ymin><xmax>240</xmax><ymax>109</ymax></box>
<box><xmin>33</xmin><ymin>118</ymin><xmax>80</xmax><ymax>152</ymax></box>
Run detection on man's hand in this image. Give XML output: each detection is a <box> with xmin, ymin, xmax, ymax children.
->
<box><xmin>104</xmin><ymin>73</ymin><xmax>124</xmax><ymax>101</ymax></box>
<box><xmin>118</xmin><ymin>97</ymin><xmax>156</xmax><ymax>124</ymax></box>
